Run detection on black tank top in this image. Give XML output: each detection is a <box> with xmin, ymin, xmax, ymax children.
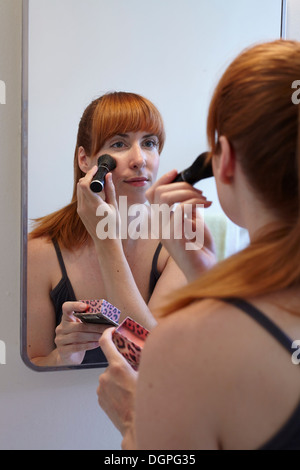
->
<box><xmin>50</xmin><ymin>239</ymin><xmax>162</xmax><ymax>365</ymax></box>
<box><xmin>224</xmin><ymin>298</ymin><xmax>300</xmax><ymax>450</ymax></box>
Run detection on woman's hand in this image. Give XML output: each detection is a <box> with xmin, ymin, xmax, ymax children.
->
<box><xmin>77</xmin><ymin>167</ymin><xmax>121</xmax><ymax>245</ymax></box>
<box><xmin>146</xmin><ymin>170</ymin><xmax>217</xmax><ymax>281</ymax></box>
<box><xmin>54</xmin><ymin>301</ymin><xmax>106</xmax><ymax>366</ymax></box>
<box><xmin>98</xmin><ymin>328</ymin><xmax>137</xmax><ymax>448</ymax></box>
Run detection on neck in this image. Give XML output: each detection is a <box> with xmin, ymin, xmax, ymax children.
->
<box><xmin>232</xmin><ymin>164</ymin><xmax>281</xmax><ymax>242</ymax></box>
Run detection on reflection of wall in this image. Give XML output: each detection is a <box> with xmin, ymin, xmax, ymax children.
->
<box><xmin>284</xmin><ymin>0</ymin><xmax>300</xmax><ymax>40</ymax></box>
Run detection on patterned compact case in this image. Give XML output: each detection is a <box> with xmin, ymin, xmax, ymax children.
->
<box><xmin>112</xmin><ymin>317</ymin><xmax>150</xmax><ymax>371</ymax></box>
<box><xmin>74</xmin><ymin>299</ymin><xmax>121</xmax><ymax>326</ymax></box>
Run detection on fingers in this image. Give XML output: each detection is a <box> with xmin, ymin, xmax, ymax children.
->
<box><xmin>99</xmin><ymin>327</ymin><xmax>129</xmax><ymax>365</ymax></box>
<box><xmin>103</xmin><ymin>173</ymin><xmax>118</xmax><ymax>209</ymax></box>
<box><xmin>146</xmin><ymin>169</ymin><xmax>178</xmax><ymax>203</ymax></box>
<box><xmin>55</xmin><ymin>335</ymin><xmax>100</xmax><ymax>353</ymax></box>
<box><xmin>146</xmin><ymin>170</ymin><xmax>212</xmax><ymax>208</ymax></box>
<box><xmin>77</xmin><ymin>165</ymin><xmax>101</xmax><ymax>201</ymax></box>
<box><xmin>61</xmin><ymin>301</ymin><xmax>88</xmax><ymax>323</ymax></box>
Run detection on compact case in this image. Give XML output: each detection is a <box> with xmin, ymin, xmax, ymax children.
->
<box><xmin>112</xmin><ymin>317</ymin><xmax>150</xmax><ymax>371</ymax></box>
<box><xmin>74</xmin><ymin>299</ymin><xmax>121</xmax><ymax>326</ymax></box>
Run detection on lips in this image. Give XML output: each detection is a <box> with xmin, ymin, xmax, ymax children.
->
<box><xmin>125</xmin><ymin>177</ymin><xmax>149</xmax><ymax>183</ymax></box>
<box><xmin>123</xmin><ymin>176</ymin><xmax>149</xmax><ymax>188</ymax></box>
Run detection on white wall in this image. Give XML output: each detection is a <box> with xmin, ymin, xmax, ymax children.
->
<box><xmin>283</xmin><ymin>0</ymin><xmax>300</xmax><ymax>40</ymax></box>
<box><xmin>0</xmin><ymin>0</ymin><xmax>283</xmax><ymax>451</ymax></box>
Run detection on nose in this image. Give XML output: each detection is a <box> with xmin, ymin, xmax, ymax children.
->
<box><xmin>129</xmin><ymin>144</ymin><xmax>146</xmax><ymax>170</ymax></box>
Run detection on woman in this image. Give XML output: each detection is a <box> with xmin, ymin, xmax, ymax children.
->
<box><xmin>27</xmin><ymin>91</ymin><xmax>210</xmax><ymax>367</ymax></box>
<box><xmin>97</xmin><ymin>40</ymin><xmax>300</xmax><ymax>450</ymax></box>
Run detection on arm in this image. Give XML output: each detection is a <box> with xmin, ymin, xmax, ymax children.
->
<box><xmin>77</xmin><ymin>169</ymin><xmax>187</xmax><ymax>330</ymax></box>
<box><xmin>98</xmin><ymin>328</ymin><xmax>138</xmax><ymax>450</ymax></box>
<box><xmin>27</xmin><ymin>238</ymin><xmax>107</xmax><ymax>366</ymax></box>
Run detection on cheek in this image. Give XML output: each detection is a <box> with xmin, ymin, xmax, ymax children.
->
<box><xmin>110</xmin><ymin>157</ymin><xmax>125</xmax><ymax>180</ymax></box>
<box><xmin>150</xmin><ymin>155</ymin><xmax>160</xmax><ymax>179</ymax></box>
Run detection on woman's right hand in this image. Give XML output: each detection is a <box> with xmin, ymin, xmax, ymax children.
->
<box><xmin>77</xmin><ymin>167</ymin><xmax>122</xmax><ymax>248</ymax></box>
<box><xmin>54</xmin><ymin>301</ymin><xmax>106</xmax><ymax>366</ymax></box>
<box><xmin>146</xmin><ymin>170</ymin><xmax>217</xmax><ymax>281</ymax></box>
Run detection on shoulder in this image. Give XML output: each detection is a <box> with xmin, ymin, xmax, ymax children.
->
<box><xmin>27</xmin><ymin>236</ymin><xmax>59</xmax><ymax>284</ymax></box>
<box><xmin>28</xmin><ymin>236</ymin><xmax>54</xmax><ymax>261</ymax></box>
<box><xmin>142</xmin><ymin>297</ymin><xmax>269</xmax><ymax>386</ymax></box>
<box><xmin>145</xmin><ymin>299</ymin><xmax>233</xmax><ymax>357</ymax></box>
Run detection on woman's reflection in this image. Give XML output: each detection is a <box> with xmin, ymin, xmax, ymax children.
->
<box><xmin>27</xmin><ymin>91</ymin><xmax>206</xmax><ymax>367</ymax></box>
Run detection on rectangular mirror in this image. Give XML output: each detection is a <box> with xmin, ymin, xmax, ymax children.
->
<box><xmin>21</xmin><ymin>0</ymin><xmax>283</xmax><ymax>371</ymax></box>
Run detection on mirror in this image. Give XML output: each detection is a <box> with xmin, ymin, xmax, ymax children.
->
<box><xmin>21</xmin><ymin>0</ymin><xmax>283</xmax><ymax>370</ymax></box>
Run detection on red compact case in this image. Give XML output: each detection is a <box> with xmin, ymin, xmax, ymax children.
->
<box><xmin>112</xmin><ymin>317</ymin><xmax>150</xmax><ymax>371</ymax></box>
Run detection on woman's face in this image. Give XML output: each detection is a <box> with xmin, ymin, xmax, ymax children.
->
<box><xmin>91</xmin><ymin>131</ymin><xmax>160</xmax><ymax>204</ymax></box>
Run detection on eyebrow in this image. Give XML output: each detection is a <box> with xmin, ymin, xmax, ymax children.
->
<box><xmin>115</xmin><ymin>133</ymin><xmax>158</xmax><ymax>139</ymax></box>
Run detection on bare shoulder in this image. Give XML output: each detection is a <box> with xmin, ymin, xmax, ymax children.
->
<box><xmin>27</xmin><ymin>237</ymin><xmax>58</xmax><ymax>284</ymax></box>
<box><xmin>148</xmin><ymin>298</ymin><xmax>234</xmax><ymax>349</ymax></box>
<box><xmin>141</xmin><ymin>298</ymin><xmax>237</xmax><ymax>387</ymax></box>
<box><xmin>28</xmin><ymin>235</ymin><xmax>51</xmax><ymax>252</ymax></box>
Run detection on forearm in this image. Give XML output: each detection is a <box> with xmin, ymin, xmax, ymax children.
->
<box><xmin>96</xmin><ymin>244</ymin><xmax>156</xmax><ymax>330</ymax></box>
<box><xmin>162</xmin><ymin>241</ymin><xmax>215</xmax><ymax>283</ymax></box>
<box><xmin>30</xmin><ymin>348</ymin><xmax>62</xmax><ymax>367</ymax></box>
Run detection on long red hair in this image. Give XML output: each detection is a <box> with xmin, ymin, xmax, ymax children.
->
<box><xmin>29</xmin><ymin>91</ymin><xmax>165</xmax><ymax>249</ymax></box>
<box><xmin>159</xmin><ymin>40</ymin><xmax>300</xmax><ymax>316</ymax></box>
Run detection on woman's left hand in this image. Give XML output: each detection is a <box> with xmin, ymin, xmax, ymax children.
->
<box><xmin>97</xmin><ymin>327</ymin><xmax>137</xmax><ymax>444</ymax></box>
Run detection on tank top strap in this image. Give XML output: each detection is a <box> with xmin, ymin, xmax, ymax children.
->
<box><xmin>148</xmin><ymin>242</ymin><xmax>163</xmax><ymax>297</ymax></box>
<box><xmin>223</xmin><ymin>297</ymin><xmax>293</xmax><ymax>354</ymax></box>
<box><xmin>151</xmin><ymin>242</ymin><xmax>163</xmax><ymax>276</ymax></box>
<box><xmin>52</xmin><ymin>238</ymin><xmax>68</xmax><ymax>278</ymax></box>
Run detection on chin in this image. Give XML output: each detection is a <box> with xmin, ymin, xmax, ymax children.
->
<box><xmin>220</xmin><ymin>202</ymin><xmax>243</xmax><ymax>228</ymax></box>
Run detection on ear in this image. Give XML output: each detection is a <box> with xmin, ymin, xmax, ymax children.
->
<box><xmin>77</xmin><ymin>146</ymin><xmax>90</xmax><ymax>174</ymax></box>
<box><xmin>215</xmin><ymin>136</ymin><xmax>235</xmax><ymax>184</ymax></box>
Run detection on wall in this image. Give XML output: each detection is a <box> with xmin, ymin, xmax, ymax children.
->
<box><xmin>0</xmin><ymin>0</ymin><xmax>283</xmax><ymax>450</ymax></box>
<box><xmin>284</xmin><ymin>0</ymin><xmax>300</xmax><ymax>40</ymax></box>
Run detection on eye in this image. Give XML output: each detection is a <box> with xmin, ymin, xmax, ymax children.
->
<box><xmin>143</xmin><ymin>138</ymin><xmax>159</xmax><ymax>149</ymax></box>
<box><xmin>111</xmin><ymin>141</ymin><xmax>126</xmax><ymax>148</ymax></box>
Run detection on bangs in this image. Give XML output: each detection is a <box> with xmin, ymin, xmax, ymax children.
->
<box><xmin>91</xmin><ymin>92</ymin><xmax>165</xmax><ymax>156</ymax></box>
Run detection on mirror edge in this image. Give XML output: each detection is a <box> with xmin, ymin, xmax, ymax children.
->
<box><xmin>281</xmin><ymin>0</ymin><xmax>287</xmax><ymax>38</ymax></box>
